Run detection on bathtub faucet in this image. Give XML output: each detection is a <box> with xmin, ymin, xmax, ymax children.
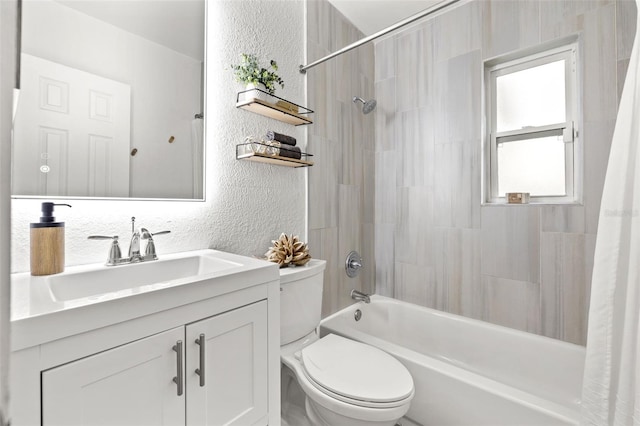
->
<box><xmin>350</xmin><ymin>289</ymin><xmax>370</xmax><ymax>304</ymax></box>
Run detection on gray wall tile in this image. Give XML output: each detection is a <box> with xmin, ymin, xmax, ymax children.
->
<box><xmin>618</xmin><ymin>58</ymin><xmax>631</xmax><ymax>105</ymax></box>
<box><xmin>540</xmin><ymin>232</ymin><xmax>588</xmax><ymax>345</ymax></box>
<box><xmin>541</xmin><ymin>205</ymin><xmax>586</xmax><ymax>234</ymax></box>
<box><xmin>395</xmin><ymin>262</ymin><xmax>438</xmax><ymax>308</ymax></box>
<box><xmin>584</xmin><ymin>120</ymin><xmax>616</xmax><ymax>234</ymax></box>
<box><xmin>617</xmin><ymin>0</ymin><xmax>637</xmax><ymax>61</ymax></box>
<box><xmin>434</xmin><ymin>141</ymin><xmax>481</xmax><ymax>229</ymax></box>
<box><xmin>375</xmin><ymin>223</ymin><xmax>396</xmax><ymax>297</ymax></box>
<box><xmin>433</xmin><ymin>1</ymin><xmax>481</xmax><ymax>62</ymax></box>
<box><xmin>395</xmin><ymin>108</ymin><xmax>433</xmax><ymax>188</ymax></box>
<box><xmin>375</xmin><ymin>36</ymin><xmax>396</xmax><ymax>81</ymax></box>
<box><xmin>375</xmin><ymin>150</ymin><xmax>397</xmax><ymax>224</ymax></box>
<box><xmin>582</xmin><ymin>4</ymin><xmax>618</xmax><ymax>123</ymax></box>
<box><xmin>308</xmin><ymin>0</ymin><xmax>375</xmax><ymax>318</ymax></box>
<box><xmin>482</xmin><ymin>0</ymin><xmax>540</xmax><ymax>59</ymax></box>
<box><xmin>395</xmin><ymin>27</ymin><xmax>429</xmax><ymax>112</ymax></box>
<box><xmin>482</xmin><ymin>275</ymin><xmax>541</xmax><ymax>334</ymax></box>
<box><xmin>374</xmin><ymin>78</ymin><xmax>397</xmax><ymax>152</ymax></box>
<box><xmin>434</xmin><ymin>228</ymin><xmax>483</xmax><ymax>318</ymax></box>
<box><xmin>481</xmin><ymin>206</ymin><xmax>541</xmax><ymax>284</ymax></box>
<box><xmin>395</xmin><ymin>187</ymin><xmax>434</xmax><ymax>266</ymax></box>
<box><xmin>371</xmin><ymin>0</ymin><xmax>633</xmax><ymax>344</ymax></box>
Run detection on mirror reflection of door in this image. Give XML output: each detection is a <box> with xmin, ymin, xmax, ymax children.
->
<box><xmin>14</xmin><ymin>0</ymin><xmax>205</xmax><ymax>200</ymax></box>
<box><xmin>13</xmin><ymin>54</ymin><xmax>131</xmax><ymax>197</ymax></box>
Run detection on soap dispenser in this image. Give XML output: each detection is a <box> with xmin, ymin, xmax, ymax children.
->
<box><xmin>30</xmin><ymin>202</ymin><xmax>72</xmax><ymax>276</ymax></box>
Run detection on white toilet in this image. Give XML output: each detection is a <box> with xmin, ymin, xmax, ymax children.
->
<box><xmin>280</xmin><ymin>259</ymin><xmax>414</xmax><ymax>426</ymax></box>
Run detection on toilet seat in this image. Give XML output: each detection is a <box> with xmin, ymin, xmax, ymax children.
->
<box><xmin>298</xmin><ymin>334</ymin><xmax>414</xmax><ymax>409</ymax></box>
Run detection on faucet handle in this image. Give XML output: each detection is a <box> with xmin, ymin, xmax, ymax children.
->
<box><xmin>88</xmin><ymin>235</ymin><xmax>122</xmax><ymax>265</ymax></box>
<box><xmin>88</xmin><ymin>235</ymin><xmax>119</xmax><ymax>240</ymax></box>
<box><xmin>140</xmin><ymin>229</ymin><xmax>170</xmax><ymax>258</ymax></box>
<box><xmin>141</xmin><ymin>229</ymin><xmax>171</xmax><ymax>239</ymax></box>
<box><xmin>345</xmin><ymin>251</ymin><xmax>363</xmax><ymax>278</ymax></box>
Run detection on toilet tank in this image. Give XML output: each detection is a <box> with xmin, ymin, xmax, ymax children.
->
<box><xmin>279</xmin><ymin>259</ymin><xmax>326</xmax><ymax>345</ymax></box>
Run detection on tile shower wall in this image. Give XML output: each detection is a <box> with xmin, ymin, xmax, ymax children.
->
<box><xmin>375</xmin><ymin>0</ymin><xmax>636</xmax><ymax>345</ymax></box>
<box><xmin>306</xmin><ymin>0</ymin><xmax>375</xmax><ymax>317</ymax></box>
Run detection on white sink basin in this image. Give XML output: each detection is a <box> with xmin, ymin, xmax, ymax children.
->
<box><xmin>46</xmin><ymin>251</ymin><xmax>243</xmax><ymax>302</ymax></box>
<box><xmin>11</xmin><ymin>249</ymin><xmax>280</xmax><ymax>352</ymax></box>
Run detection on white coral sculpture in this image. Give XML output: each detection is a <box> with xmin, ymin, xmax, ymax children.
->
<box><xmin>265</xmin><ymin>233</ymin><xmax>311</xmax><ymax>267</ymax></box>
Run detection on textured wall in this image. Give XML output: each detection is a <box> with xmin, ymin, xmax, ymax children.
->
<box><xmin>374</xmin><ymin>0</ymin><xmax>637</xmax><ymax>345</ymax></box>
<box><xmin>11</xmin><ymin>0</ymin><xmax>307</xmax><ymax>272</ymax></box>
<box><xmin>306</xmin><ymin>0</ymin><xmax>376</xmax><ymax>317</ymax></box>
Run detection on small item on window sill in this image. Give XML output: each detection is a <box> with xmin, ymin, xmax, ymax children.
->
<box><xmin>506</xmin><ymin>192</ymin><xmax>530</xmax><ymax>204</ymax></box>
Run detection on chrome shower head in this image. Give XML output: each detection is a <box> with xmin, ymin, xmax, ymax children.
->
<box><xmin>352</xmin><ymin>96</ymin><xmax>377</xmax><ymax>114</ymax></box>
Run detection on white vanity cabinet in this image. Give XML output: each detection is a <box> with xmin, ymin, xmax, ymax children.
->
<box><xmin>10</xmin><ymin>250</ymin><xmax>281</xmax><ymax>426</ymax></box>
<box><xmin>42</xmin><ymin>327</ymin><xmax>186</xmax><ymax>426</ymax></box>
<box><xmin>40</xmin><ymin>300</ymin><xmax>269</xmax><ymax>426</ymax></box>
<box><xmin>186</xmin><ymin>301</ymin><xmax>268</xmax><ymax>425</ymax></box>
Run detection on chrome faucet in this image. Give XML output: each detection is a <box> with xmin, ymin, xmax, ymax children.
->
<box><xmin>350</xmin><ymin>289</ymin><xmax>371</xmax><ymax>304</ymax></box>
<box><xmin>128</xmin><ymin>217</ymin><xmax>142</xmax><ymax>261</ymax></box>
<box><xmin>88</xmin><ymin>216</ymin><xmax>170</xmax><ymax>266</ymax></box>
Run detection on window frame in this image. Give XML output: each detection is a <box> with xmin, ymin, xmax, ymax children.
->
<box><xmin>483</xmin><ymin>42</ymin><xmax>581</xmax><ymax>205</ymax></box>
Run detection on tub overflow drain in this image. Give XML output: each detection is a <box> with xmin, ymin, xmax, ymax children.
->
<box><xmin>354</xmin><ymin>309</ymin><xmax>362</xmax><ymax>321</ymax></box>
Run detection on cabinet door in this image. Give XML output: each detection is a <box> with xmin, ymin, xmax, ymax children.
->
<box><xmin>42</xmin><ymin>327</ymin><xmax>185</xmax><ymax>426</ymax></box>
<box><xmin>186</xmin><ymin>300</ymin><xmax>268</xmax><ymax>426</ymax></box>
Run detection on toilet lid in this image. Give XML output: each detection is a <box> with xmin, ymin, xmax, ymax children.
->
<box><xmin>300</xmin><ymin>334</ymin><xmax>414</xmax><ymax>404</ymax></box>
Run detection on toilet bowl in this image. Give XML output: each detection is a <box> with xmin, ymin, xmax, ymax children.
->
<box><xmin>282</xmin><ymin>332</ymin><xmax>414</xmax><ymax>426</ymax></box>
<box><xmin>279</xmin><ymin>260</ymin><xmax>414</xmax><ymax>426</ymax></box>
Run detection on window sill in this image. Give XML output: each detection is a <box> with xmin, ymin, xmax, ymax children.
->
<box><xmin>481</xmin><ymin>200</ymin><xmax>584</xmax><ymax>207</ymax></box>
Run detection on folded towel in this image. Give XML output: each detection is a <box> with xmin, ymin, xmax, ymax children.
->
<box><xmin>272</xmin><ymin>142</ymin><xmax>302</xmax><ymax>160</ymax></box>
<box><xmin>266</xmin><ymin>130</ymin><xmax>297</xmax><ymax>146</ymax></box>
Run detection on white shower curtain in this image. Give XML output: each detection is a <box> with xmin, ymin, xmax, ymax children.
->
<box><xmin>581</xmin><ymin>0</ymin><xmax>640</xmax><ymax>424</ymax></box>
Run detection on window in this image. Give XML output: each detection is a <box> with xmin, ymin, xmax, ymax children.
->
<box><xmin>484</xmin><ymin>43</ymin><xmax>580</xmax><ymax>204</ymax></box>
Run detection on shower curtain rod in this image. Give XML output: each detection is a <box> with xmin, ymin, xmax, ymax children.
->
<box><xmin>299</xmin><ymin>0</ymin><xmax>462</xmax><ymax>74</ymax></box>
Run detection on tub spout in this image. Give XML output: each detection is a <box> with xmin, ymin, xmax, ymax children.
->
<box><xmin>351</xmin><ymin>289</ymin><xmax>370</xmax><ymax>304</ymax></box>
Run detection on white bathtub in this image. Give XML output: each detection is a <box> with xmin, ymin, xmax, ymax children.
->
<box><xmin>319</xmin><ymin>296</ymin><xmax>585</xmax><ymax>426</ymax></box>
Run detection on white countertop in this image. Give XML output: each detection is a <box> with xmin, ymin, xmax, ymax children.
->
<box><xmin>11</xmin><ymin>249</ymin><xmax>279</xmax><ymax>351</ymax></box>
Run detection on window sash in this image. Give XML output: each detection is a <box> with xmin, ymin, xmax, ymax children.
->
<box><xmin>485</xmin><ymin>43</ymin><xmax>578</xmax><ymax>204</ymax></box>
<box><xmin>490</xmin><ymin>123</ymin><xmax>574</xmax><ymax>199</ymax></box>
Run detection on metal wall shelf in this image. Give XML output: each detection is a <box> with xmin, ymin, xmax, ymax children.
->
<box><xmin>236</xmin><ymin>143</ymin><xmax>313</xmax><ymax>168</ymax></box>
<box><xmin>235</xmin><ymin>89</ymin><xmax>313</xmax><ymax>126</ymax></box>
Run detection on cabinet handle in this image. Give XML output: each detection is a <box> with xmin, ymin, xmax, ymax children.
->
<box><xmin>195</xmin><ymin>333</ymin><xmax>205</xmax><ymax>387</ymax></box>
<box><xmin>172</xmin><ymin>341</ymin><xmax>183</xmax><ymax>396</ymax></box>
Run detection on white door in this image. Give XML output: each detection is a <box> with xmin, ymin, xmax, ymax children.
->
<box><xmin>42</xmin><ymin>327</ymin><xmax>185</xmax><ymax>426</ymax></box>
<box><xmin>13</xmin><ymin>53</ymin><xmax>131</xmax><ymax>197</ymax></box>
<box><xmin>186</xmin><ymin>301</ymin><xmax>269</xmax><ymax>426</ymax></box>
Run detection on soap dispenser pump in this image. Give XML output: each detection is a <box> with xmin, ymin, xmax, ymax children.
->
<box><xmin>30</xmin><ymin>202</ymin><xmax>72</xmax><ymax>276</ymax></box>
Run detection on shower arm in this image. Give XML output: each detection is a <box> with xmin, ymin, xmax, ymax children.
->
<box><xmin>299</xmin><ymin>0</ymin><xmax>463</xmax><ymax>74</ymax></box>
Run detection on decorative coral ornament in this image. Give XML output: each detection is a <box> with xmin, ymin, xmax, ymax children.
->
<box><xmin>265</xmin><ymin>233</ymin><xmax>311</xmax><ymax>267</ymax></box>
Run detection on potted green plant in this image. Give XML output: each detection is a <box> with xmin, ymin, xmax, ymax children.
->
<box><xmin>232</xmin><ymin>53</ymin><xmax>284</xmax><ymax>96</ymax></box>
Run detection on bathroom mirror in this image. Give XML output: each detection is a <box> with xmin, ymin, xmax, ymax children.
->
<box><xmin>12</xmin><ymin>0</ymin><xmax>205</xmax><ymax>200</ymax></box>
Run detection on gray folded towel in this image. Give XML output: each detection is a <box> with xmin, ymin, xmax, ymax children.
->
<box><xmin>266</xmin><ymin>130</ymin><xmax>297</xmax><ymax>146</ymax></box>
<box><xmin>275</xmin><ymin>142</ymin><xmax>302</xmax><ymax>160</ymax></box>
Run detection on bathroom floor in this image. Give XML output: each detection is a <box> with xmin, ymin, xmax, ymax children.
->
<box><xmin>281</xmin><ymin>410</ymin><xmax>420</xmax><ymax>426</ymax></box>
